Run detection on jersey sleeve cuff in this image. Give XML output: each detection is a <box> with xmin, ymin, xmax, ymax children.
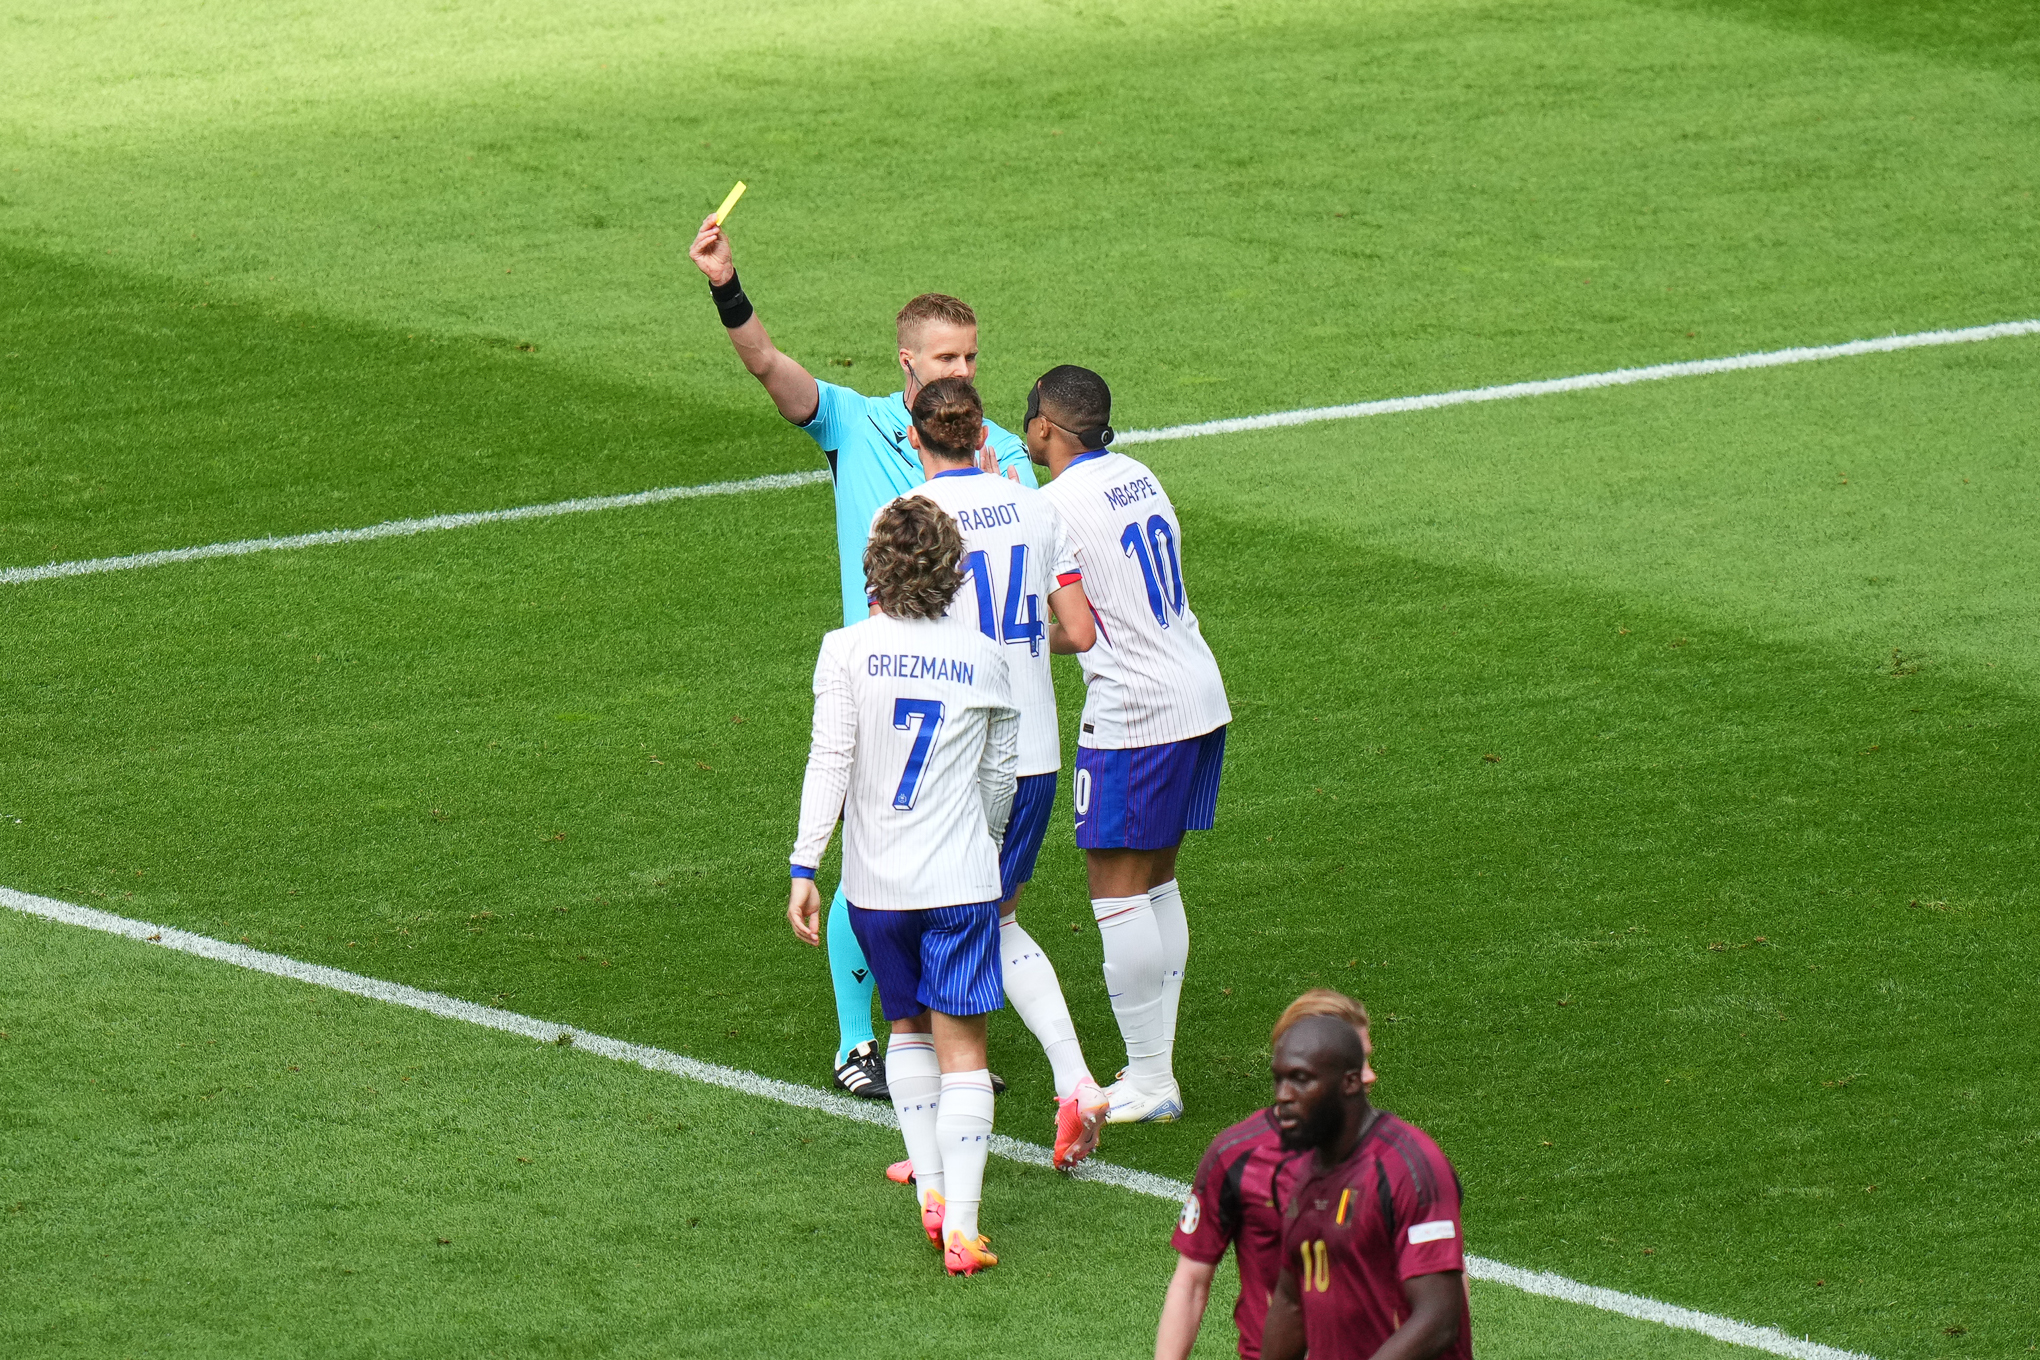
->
<box><xmin>1056</xmin><ymin>570</ymin><xmax>1083</xmax><ymax>587</ymax></box>
<box><xmin>789</xmin><ymin>864</ymin><xmax>818</xmax><ymax>880</ymax></box>
<box><xmin>794</xmin><ymin>379</ymin><xmax>836</xmax><ymax>430</ymax></box>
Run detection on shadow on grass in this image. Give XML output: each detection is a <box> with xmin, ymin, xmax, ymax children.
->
<box><xmin>1646</xmin><ymin>0</ymin><xmax>2040</xmax><ymax>77</ymax></box>
<box><xmin>1184</xmin><ymin>508</ymin><xmax>2037</xmax><ymax>1358</ymax></box>
<box><xmin>0</xmin><ymin>243</ymin><xmax>801</xmax><ymax>569</ymax></box>
<box><xmin>0</xmin><ymin>480</ymin><xmax>2032</xmax><ymax>1357</ymax></box>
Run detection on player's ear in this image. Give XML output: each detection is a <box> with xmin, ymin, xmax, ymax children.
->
<box><xmin>908</xmin><ymin>426</ymin><xmax>923</xmax><ymax>453</ymax></box>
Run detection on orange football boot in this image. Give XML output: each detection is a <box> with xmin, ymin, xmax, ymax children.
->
<box><xmin>1053</xmin><ymin>1079</ymin><xmax>1110</xmax><ymax>1170</ymax></box>
<box><xmin>944</xmin><ymin>1229</ymin><xmax>998</xmax><ymax>1276</ymax></box>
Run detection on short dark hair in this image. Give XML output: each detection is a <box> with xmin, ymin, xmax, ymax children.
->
<box><xmin>1276</xmin><ymin>1012</ymin><xmax>1370</xmax><ymax>1072</ymax></box>
<box><xmin>896</xmin><ymin>293</ymin><xmax>976</xmax><ymax>348</ymax></box>
<box><xmin>910</xmin><ymin>377</ymin><xmax>984</xmax><ymax>461</ymax></box>
<box><xmin>1272</xmin><ymin>988</ymin><xmax>1370</xmax><ymax>1046</ymax></box>
<box><xmin>864</xmin><ymin>495</ymin><xmax>965</xmax><ymax>620</ymax></box>
<box><xmin>1032</xmin><ymin>364</ymin><xmax>1113</xmax><ymax>446</ymax></box>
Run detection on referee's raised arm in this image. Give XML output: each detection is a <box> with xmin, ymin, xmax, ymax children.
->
<box><xmin>688</xmin><ymin>214</ymin><xmax>821</xmax><ymax>425</ymax></box>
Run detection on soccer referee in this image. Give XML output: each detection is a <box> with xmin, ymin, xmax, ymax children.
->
<box><xmin>688</xmin><ymin>212</ymin><xmax>1038</xmax><ymax>1100</ymax></box>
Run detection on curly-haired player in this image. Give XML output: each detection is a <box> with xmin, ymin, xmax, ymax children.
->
<box><xmin>787</xmin><ymin>495</ymin><xmax>1019</xmax><ymax>1275</ymax></box>
<box><xmin>872</xmin><ymin>377</ymin><xmax>1111</xmax><ymax>1170</ymax></box>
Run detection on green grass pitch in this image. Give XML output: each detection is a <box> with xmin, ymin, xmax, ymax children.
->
<box><xmin>3</xmin><ymin>0</ymin><xmax>2037</xmax><ymax>1356</ymax></box>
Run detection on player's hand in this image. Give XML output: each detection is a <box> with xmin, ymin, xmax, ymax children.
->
<box><xmin>787</xmin><ymin>877</ymin><xmax>823</xmax><ymax>946</ymax></box>
<box><xmin>973</xmin><ymin>431</ymin><xmax>1019</xmax><ymax>481</ymax></box>
<box><xmin>689</xmin><ymin>213</ymin><xmax>735</xmax><ymax>286</ymax></box>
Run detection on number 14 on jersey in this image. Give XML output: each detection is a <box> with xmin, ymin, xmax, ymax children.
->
<box><xmin>962</xmin><ymin>545</ymin><xmax>1044</xmax><ymax>656</ymax></box>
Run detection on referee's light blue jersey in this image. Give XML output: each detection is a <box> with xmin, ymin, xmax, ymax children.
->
<box><xmin>798</xmin><ymin>381</ymin><xmax>1038</xmax><ymax>627</ymax></box>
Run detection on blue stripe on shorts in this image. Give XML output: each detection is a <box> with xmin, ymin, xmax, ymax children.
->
<box><xmin>1072</xmin><ymin>724</ymin><xmax>1227</xmax><ymax>850</ymax></box>
<box><xmin>846</xmin><ymin>900</ymin><xmax>1005</xmax><ymax>1021</ymax></box>
<box><xmin>998</xmin><ymin>772</ymin><xmax>1058</xmax><ymax>902</ymax></box>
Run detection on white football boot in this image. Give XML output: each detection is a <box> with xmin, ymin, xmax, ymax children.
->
<box><xmin>1104</xmin><ymin>1076</ymin><xmax>1183</xmax><ymax>1124</ymax></box>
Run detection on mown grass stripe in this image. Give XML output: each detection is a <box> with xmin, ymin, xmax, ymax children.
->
<box><xmin>0</xmin><ymin>883</ymin><xmax>1873</xmax><ymax>1360</ymax></box>
<box><xmin>7</xmin><ymin>318</ymin><xmax>2034</xmax><ymax>590</ymax></box>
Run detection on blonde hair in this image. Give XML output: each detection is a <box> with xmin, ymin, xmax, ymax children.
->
<box><xmin>1271</xmin><ymin>988</ymin><xmax>1370</xmax><ymax>1047</ymax></box>
<box><xmin>896</xmin><ymin>292</ymin><xmax>976</xmax><ymax>348</ymax></box>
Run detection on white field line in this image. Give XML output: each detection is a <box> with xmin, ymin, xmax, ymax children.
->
<box><xmin>6</xmin><ymin>317</ymin><xmax>2035</xmax><ymax>590</ymax></box>
<box><xmin>1114</xmin><ymin>317</ymin><xmax>2040</xmax><ymax>444</ymax></box>
<box><xmin>3</xmin><ymin>884</ymin><xmax>1872</xmax><ymax>1360</ymax></box>
<box><xmin>0</xmin><ymin>470</ymin><xmax>831</xmax><ymax>587</ymax></box>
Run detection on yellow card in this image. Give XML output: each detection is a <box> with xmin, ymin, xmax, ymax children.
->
<box><xmin>712</xmin><ymin>180</ymin><xmax>748</xmax><ymax>227</ymax></box>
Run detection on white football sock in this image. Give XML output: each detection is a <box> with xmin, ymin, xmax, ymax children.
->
<box><xmin>1094</xmin><ymin>893</ymin><xmax>1171</xmax><ymax>1091</ymax></box>
<box><xmin>1148</xmin><ymin>878</ymin><xmax>1189</xmax><ymax>1071</ymax></box>
<box><xmin>1000</xmin><ymin>916</ymin><xmax>1091</xmax><ymax>1099</ymax></box>
<box><xmin>936</xmin><ymin>1069</ymin><xmax>995</xmax><ymax>1243</ymax></box>
<box><xmin>885</xmin><ymin>1034</ymin><xmax>944</xmax><ymax>1204</ymax></box>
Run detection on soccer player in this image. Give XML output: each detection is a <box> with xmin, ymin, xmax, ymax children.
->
<box><xmin>786</xmin><ymin>496</ymin><xmax>1017</xmax><ymax>1275</ymax></box>
<box><xmin>1260</xmin><ymin>998</ymin><xmax>1472</xmax><ymax>1360</ymax></box>
<box><xmin>1155</xmin><ymin>990</ymin><xmax>1371</xmax><ymax>1360</ymax></box>
<box><xmin>1029</xmin><ymin>365</ymin><xmax>1231</xmax><ymax>1123</ymax></box>
<box><xmin>881</xmin><ymin>376</ymin><xmax>1110</xmax><ymax>1168</ymax></box>
<box><xmin>690</xmin><ymin>213</ymin><xmax>1038</xmax><ymax>1100</ymax></box>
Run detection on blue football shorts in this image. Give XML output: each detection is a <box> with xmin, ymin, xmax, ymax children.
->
<box><xmin>998</xmin><ymin>772</ymin><xmax>1058</xmax><ymax>903</ymax></box>
<box><xmin>1072</xmin><ymin>725</ymin><xmax>1227</xmax><ymax>851</ymax></box>
<box><xmin>846</xmin><ymin>899</ymin><xmax>1005</xmax><ymax>1021</ymax></box>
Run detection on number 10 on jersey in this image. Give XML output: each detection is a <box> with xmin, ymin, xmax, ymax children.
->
<box><xmin>1121</xmin><ymin>514</ymin><xmax>1185</xmax><ymax>628</ymax></box>
<box><xmin>1297</xmin><ymin>1239</ymin><xmax>1330</xmax><ymax>1293</ymax></box>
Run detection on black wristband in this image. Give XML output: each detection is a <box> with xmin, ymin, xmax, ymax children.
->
<box><xmin>709</xmin><ymin>270</ymin><xmax>754</xmax><ymax>329</ymax></box>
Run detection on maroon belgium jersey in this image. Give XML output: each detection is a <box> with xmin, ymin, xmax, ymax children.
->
<box><xmin>1171</xmin><ymin>1109</ymin><xmax>1307</xmax><ymax>1358</ymax></box>
<box><xmin>1278</xmin><ymin>1110</ymin><xmax>1473</xmax><ymax>1360</ymax></box>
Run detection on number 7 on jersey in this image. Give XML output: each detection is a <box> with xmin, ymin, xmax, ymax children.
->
<box><xmin>891</xmin><ymin>698</ymin><xmax>946</xmax><ymax>810</ymax></box>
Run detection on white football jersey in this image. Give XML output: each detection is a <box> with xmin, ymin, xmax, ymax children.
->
<box><xmin>870</xmin><ymin>471</ymin><xmax>1080</xmax><ymax>777</ymax></box>
<box><xmin>1041</xmin><ymin>450</ymin><xmax>1231</xmax><ymax>748</ymax></box>
<box><xmin>792</xmin><ymin>612</ymin><xmax>1019</xmax><ymax>911</ymax></box>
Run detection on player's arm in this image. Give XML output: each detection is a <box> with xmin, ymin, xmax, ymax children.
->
<box><xmin>1260</xmin><ymin>1265</ymin><xmax>1307</xmax><ymax>1360</ymax></box>
<box><xmin>1375</xmin><ymin>1148</ymin><xmax>1466</xmax><ymax>1359</ymax></box>
<box><xmin>1047</xmin><ymin>579</ymin><xmax>1095</xmax><ymax>654</ymax></box>
<box><xmin>687</xmin><ymin>214</ymin><xmax>821</xmax><ymax>425</ymax></box>
<box><xmin>1045</xmin><ymin>517</ymin><xmax>1094</xmax><ymax>653</ymax></box>
<box><xmin>1153</xmin><ymin>1254</ymin><xmax>1218</xmax><ymax>1360</ymax></box>
<box><xmin>977</xmin><ymin>703</ymin><xmax>1020</xmax><ymax>844</ymax></box>
<box><xmin>788</xmin><ymin>638</ymin><xmax>854</xmax><ymax>944</ymax></box>
<box><xmin>1369</xmin><ymin>1272</ymin><xmax>1464</xmax><ymax>1360</ymax></box>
